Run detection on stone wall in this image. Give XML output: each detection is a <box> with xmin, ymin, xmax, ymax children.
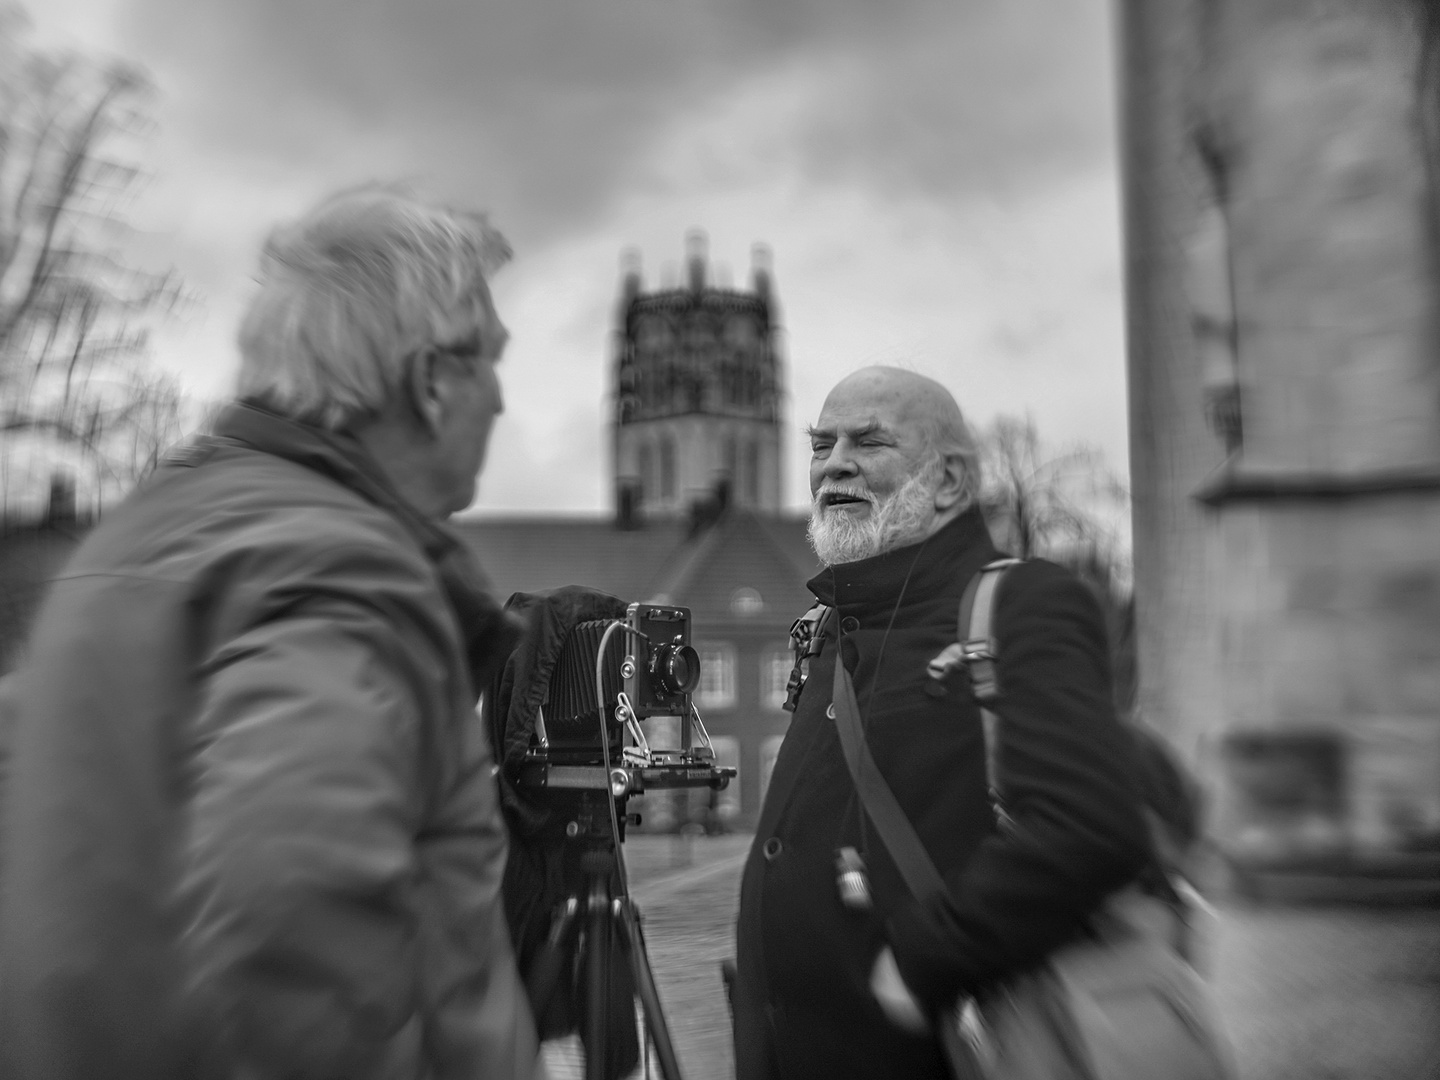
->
<box><xmin>1209</xmin><ymin>493</ymin><xmax>1440</xmax><ymax>856</ymax></box>
<box><xmin>1120</xmin><ymin>0</ymin><xmax>1440</xmax><ymax>867</ymax></box>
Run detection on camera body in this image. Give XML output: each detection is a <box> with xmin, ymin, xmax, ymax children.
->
<box><xmin>538</xmin><ymin>603</ymin><xmax>700</xmax><ymax>764</ymax></box>
<box><xmin>510</xmin><ymin>591</ymin><xmax>733</xmax><ymax>823</ymax></box>
<box><xmin>622</xmin><ymin>602</ymin><xmax>700</xmax><ymax>720</ymax></box>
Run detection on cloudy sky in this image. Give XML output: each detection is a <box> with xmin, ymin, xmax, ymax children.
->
<box><xmin>28</xmin><ymin>0</ymin><xmax>1127</xmax><ymax>517</ymax></box>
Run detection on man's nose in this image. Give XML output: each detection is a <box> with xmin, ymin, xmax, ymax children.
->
<box><xmin>821</xmin><ymin>445</ymin><xmax>859</xmax><ymax>479</ymax></box>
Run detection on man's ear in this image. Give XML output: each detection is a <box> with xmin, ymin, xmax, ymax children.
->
<box><xmin>933</xmin><ymin>453</ymin><xmax>969</xmax><ymax>513</ymax></box>
<box><xmin>404</xmin><ymin>347</ymin><xmax>445</xmax><ymax>438</ymax></box>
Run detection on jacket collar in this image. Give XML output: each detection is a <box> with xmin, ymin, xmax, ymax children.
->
<box><xmin>806</xmin><ymin>507</ymin><xmax>998</xmax><ymax>618</ymax></box>
<box><xmin>211</xmin><ymin>401</ymin><xmax>458</xmax><ymax>562</ymax></box>
<box><xmin>209</xmin><ymin>401</ymin><xmax>521</xmax><ymax>685</ymax></box>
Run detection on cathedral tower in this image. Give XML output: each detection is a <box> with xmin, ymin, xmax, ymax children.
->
<box><xmin>611</xmin><ymin>231</ymin><xmax>784</xmax><ymax>524</ymax></box>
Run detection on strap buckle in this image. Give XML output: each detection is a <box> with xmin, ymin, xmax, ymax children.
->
<box><xmin>961</xmin><ymin>638</ymin><xmax>1001</xmax><ymax>701</ymax></box>
<box><xmin>785</xmin><ymin>604</ymin><xmax>834</xmax><ymax>712</ymax></box>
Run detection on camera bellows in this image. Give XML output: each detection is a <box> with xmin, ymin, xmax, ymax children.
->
<box><xmin>545</xmin><ymin>619</ymin><xmax>626</xmax><ymax>748</ymax></box>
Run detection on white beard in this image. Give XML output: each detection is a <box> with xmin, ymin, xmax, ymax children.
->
<box><xmin>807</xmin><ymin>464</ymin><xmax>941</xmax><ymax>566</ymax></box>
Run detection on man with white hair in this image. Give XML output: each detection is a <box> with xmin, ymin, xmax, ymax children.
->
<box><xmin>0</xmin><ymin>188</ymin><xmax>545</xmax><ymax>1079</ymax></box>
<box><xmin>732</xmin><ymin>366</ymin><xmax>1149</xmax><ymax>1079</ymax></box>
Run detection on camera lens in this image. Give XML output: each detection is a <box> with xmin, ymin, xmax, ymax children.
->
<box><xmin>651</xmin><ymin>643</ymin><xmax>701</xmax><ymax>695</ymax></box>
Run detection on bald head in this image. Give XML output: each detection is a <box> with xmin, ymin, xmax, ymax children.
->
<box><xmin>822</xmin><ymin>366</ymin><xmax>967</xmax><ymax>445</ymax></box>
<box><xmin>805</xmin><ymin>366</ymin><xmax>982</xmax><ymax>564</ymax></box>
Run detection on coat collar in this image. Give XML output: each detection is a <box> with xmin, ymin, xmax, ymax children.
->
<box><xmin>211</xmin><ymin>401</ymin><xmax>458</xmax><ymax>562</ymax></box>
<box><xmin>805</xmin><ymin>508</ymin><xmax>998</xmax><ymax>619</ymax></box>
<box><xmin>209</xmin><ymin>402</ymin><xmax>523</xmax><ymax>682</ymax></box>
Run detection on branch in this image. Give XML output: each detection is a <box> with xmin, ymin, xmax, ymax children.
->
<box><xmin>0</xmin><ymin>63</ymin><xmax>144</xmax><ymax>345</ymax></box>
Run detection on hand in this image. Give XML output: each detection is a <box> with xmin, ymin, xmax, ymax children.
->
<box><xmin>869</xmin><ymin>946</ymin><xmax>927</xmax><ymax>1033</ymax></box>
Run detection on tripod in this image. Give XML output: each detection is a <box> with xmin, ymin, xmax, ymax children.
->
<box><xmin>524</xmin><ymin>838</ymin><xmax>683</xmax><ymax>1080</ymax></box>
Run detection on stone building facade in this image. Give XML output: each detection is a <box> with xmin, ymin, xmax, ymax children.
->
<box><xmin>1119</xmin><ymin>0</ymin><xmax>1440</xmax><ymax>875</ymax></box>
<box><xmin>612</xmin><ymin>231</ymin><xmax>784</xmax><ymax>522</ymax></box>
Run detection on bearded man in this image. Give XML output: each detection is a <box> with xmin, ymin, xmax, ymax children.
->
<box><xmin>731</xmin><ymin>366</ymin><xmax>1149</xmax><ymax>1080</ymax></box>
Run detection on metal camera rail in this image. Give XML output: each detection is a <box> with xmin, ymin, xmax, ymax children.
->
<box><xmin>518</xmin><ymin>754</ymin><xmax>735</xmax><ymax>798</ymax></box>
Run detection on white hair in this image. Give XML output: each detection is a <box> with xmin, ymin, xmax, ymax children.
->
<box><xmin>808</xmin><ymin>454</ymin><xmax>946</xmax><ymax>565</ymax></box>
<box><xmin>923</xmin><ymin>407</ymin><xmax>983</xmax><ymax>513</ymax></box>
<box><xmin>235</xmin><ymin>185</ymin><xmax>511</xmax><ymax>430</ymax></box>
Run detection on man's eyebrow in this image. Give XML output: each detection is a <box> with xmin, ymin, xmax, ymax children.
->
<box><xmin>806</xmin><ymin>421</ymin><xmax>888</xmax><ymax>441</ymax></box>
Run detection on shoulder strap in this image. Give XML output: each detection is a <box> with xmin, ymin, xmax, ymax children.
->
<box><xmin>828</xmin><ymin>558</ymin><xmax>1022</xmax><ymax>905</ymax></box>
<box><xmin>956</xmin><ymin>558</ymin><xmax>1022</xmax><ymax>812</ymax></box>
<box><xmin>831</xmin><ymin>658</ymin><xmax>947</xmax><ymax>904</ymax></box>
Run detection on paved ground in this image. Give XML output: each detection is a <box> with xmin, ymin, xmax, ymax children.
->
<box><xmin>543</xmin><ymin>834</ymin><xmax>1440</xmax><ymax>1080</ymax></box>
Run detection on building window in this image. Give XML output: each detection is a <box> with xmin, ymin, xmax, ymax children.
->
<box><xmin>660</xmin><ymin>435</ymin><xmax>676</xmax><ymax>501</ymax></box>
<box><xmin>709</xmin><ymin>735</ymin><xmax>741</xmax><ymax>822</ymax></box>
<box><xmin>759</xmin><ymin>735</ymin><xmax>786</xmax><ymax>805</ymax></box>
<box><xmin>638</xmin><ymin>444</ymin><xmax>654</xmax><ymax>504</ymax></box>
<box><xmin>696</xmin><ymin>642</ymin><xmax>736</xmax><ymax>710</ymax></box>
<box><xmin>762</xmin><ymin>645</ymin><xmax>792</xmax><ymax>710</ymax></box>
<box><xmin>730</xmin><ymin>587</ymin><xmax>764</xmax><ymax>616</ymax></box>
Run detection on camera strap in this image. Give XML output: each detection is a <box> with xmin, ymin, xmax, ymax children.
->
<box><xmin>783</xmin><ymin>602</ymin><xmax>834</xmax><ymax>712</ymax></box>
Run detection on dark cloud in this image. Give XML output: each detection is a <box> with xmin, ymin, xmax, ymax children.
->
<box><xmin>113</xmin><ymin>0</ymin><xmax>1114</xmax><ymax>247</ymax></box>
<box><xmin>780</xmin><ymin>3</ymin><xmax>1114</xmax><ymax>199</ymax></box>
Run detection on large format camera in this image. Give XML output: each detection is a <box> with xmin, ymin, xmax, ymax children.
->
<box><xmin>491</xmin><ymin>590</ymin><xmax>731</xmax><ymax>1080</ymax></box>
<box><xmin>518</xmin><ymin>601</ymin><xmax>731</xmax><ymax>798</ymax></box>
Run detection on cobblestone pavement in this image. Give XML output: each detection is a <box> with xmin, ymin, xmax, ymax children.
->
<box><xmin>543</xmin><ymin>835</ymin><xmax>1440</xmax><ymax>1080</ymax></box>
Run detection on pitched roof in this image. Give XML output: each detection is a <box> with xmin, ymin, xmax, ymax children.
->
<box><xmin>648</xmin><ymin>510</ymin><xmax>820</xmax><ymax>626</ymax></box>
<box><xmin>451</xmin><ymin>515</ymin><xmax>689</xmax><ymax>602</ymax></box>
<box><xmin>452</xmin><ymin>510</ymin><xmax>823</xmax><ymax>624</ymax></box>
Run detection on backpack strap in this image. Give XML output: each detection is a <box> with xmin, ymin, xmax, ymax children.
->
<box><xmin>955</xmin><ymin>558</ymin><xmax>1023</xmax><ymax>823</ymax></box>
<box><xmin>956</xmin><ymin>558</ymin><xmax>1023</xmax><ymax>705</ymax></box>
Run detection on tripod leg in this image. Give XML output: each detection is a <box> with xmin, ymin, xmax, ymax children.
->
<box><xmin>585</xmin><ymin>873</ymin><xmax>611</xmax><ymax>1080</ymax></box>
<box><xmin>618</xmin><ymin>899</ymin><xmax>684</xmax><ymax>1080</ymax></box>
<box><xmin>526</xmin><ymin>897</ymin><xmax>580</xmax><ymax>1021</ymax></box>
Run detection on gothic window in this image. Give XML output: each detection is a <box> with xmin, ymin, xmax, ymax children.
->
<box><xmin>636</xmin><ymin>315</ymin><xmax>672</xmax><ymax>353</ymax></box>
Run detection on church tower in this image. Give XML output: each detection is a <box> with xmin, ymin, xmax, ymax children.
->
<box><xmin>611</xmin><ymin>231</ymin><xmax>784</xmax><ymax>524</ymax></box>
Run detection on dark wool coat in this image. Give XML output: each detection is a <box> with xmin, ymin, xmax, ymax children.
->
<box><xmin>0</xmin><ymin>404</ymin><xmax>538</xmax><ymax>1080</ymax></box>
<box><xmin>732</xmin><ymin>509</ymin><xmax>1149</xmax><ymax>1080</ymax></box>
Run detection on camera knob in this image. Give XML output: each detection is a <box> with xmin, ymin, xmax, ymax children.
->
<box><xmin>609</xmin><ymin>768</ymin><xmax>631</xmax><ymax>799</ymax></box>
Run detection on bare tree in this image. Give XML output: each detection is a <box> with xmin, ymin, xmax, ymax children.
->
<box><xmin>977</xmin><ymin>413</ymin><xmax>1128</xmax><ymax>562</ymax></box>
<box><xmin>977</xmin><ymin>413</ymin><xmax>1136</xmax><ymax>712</ymax></box>
<box><xmin>0</xmin><ymin>3</ymin><xmax>186</xmax><ymax>512</ymax></box>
